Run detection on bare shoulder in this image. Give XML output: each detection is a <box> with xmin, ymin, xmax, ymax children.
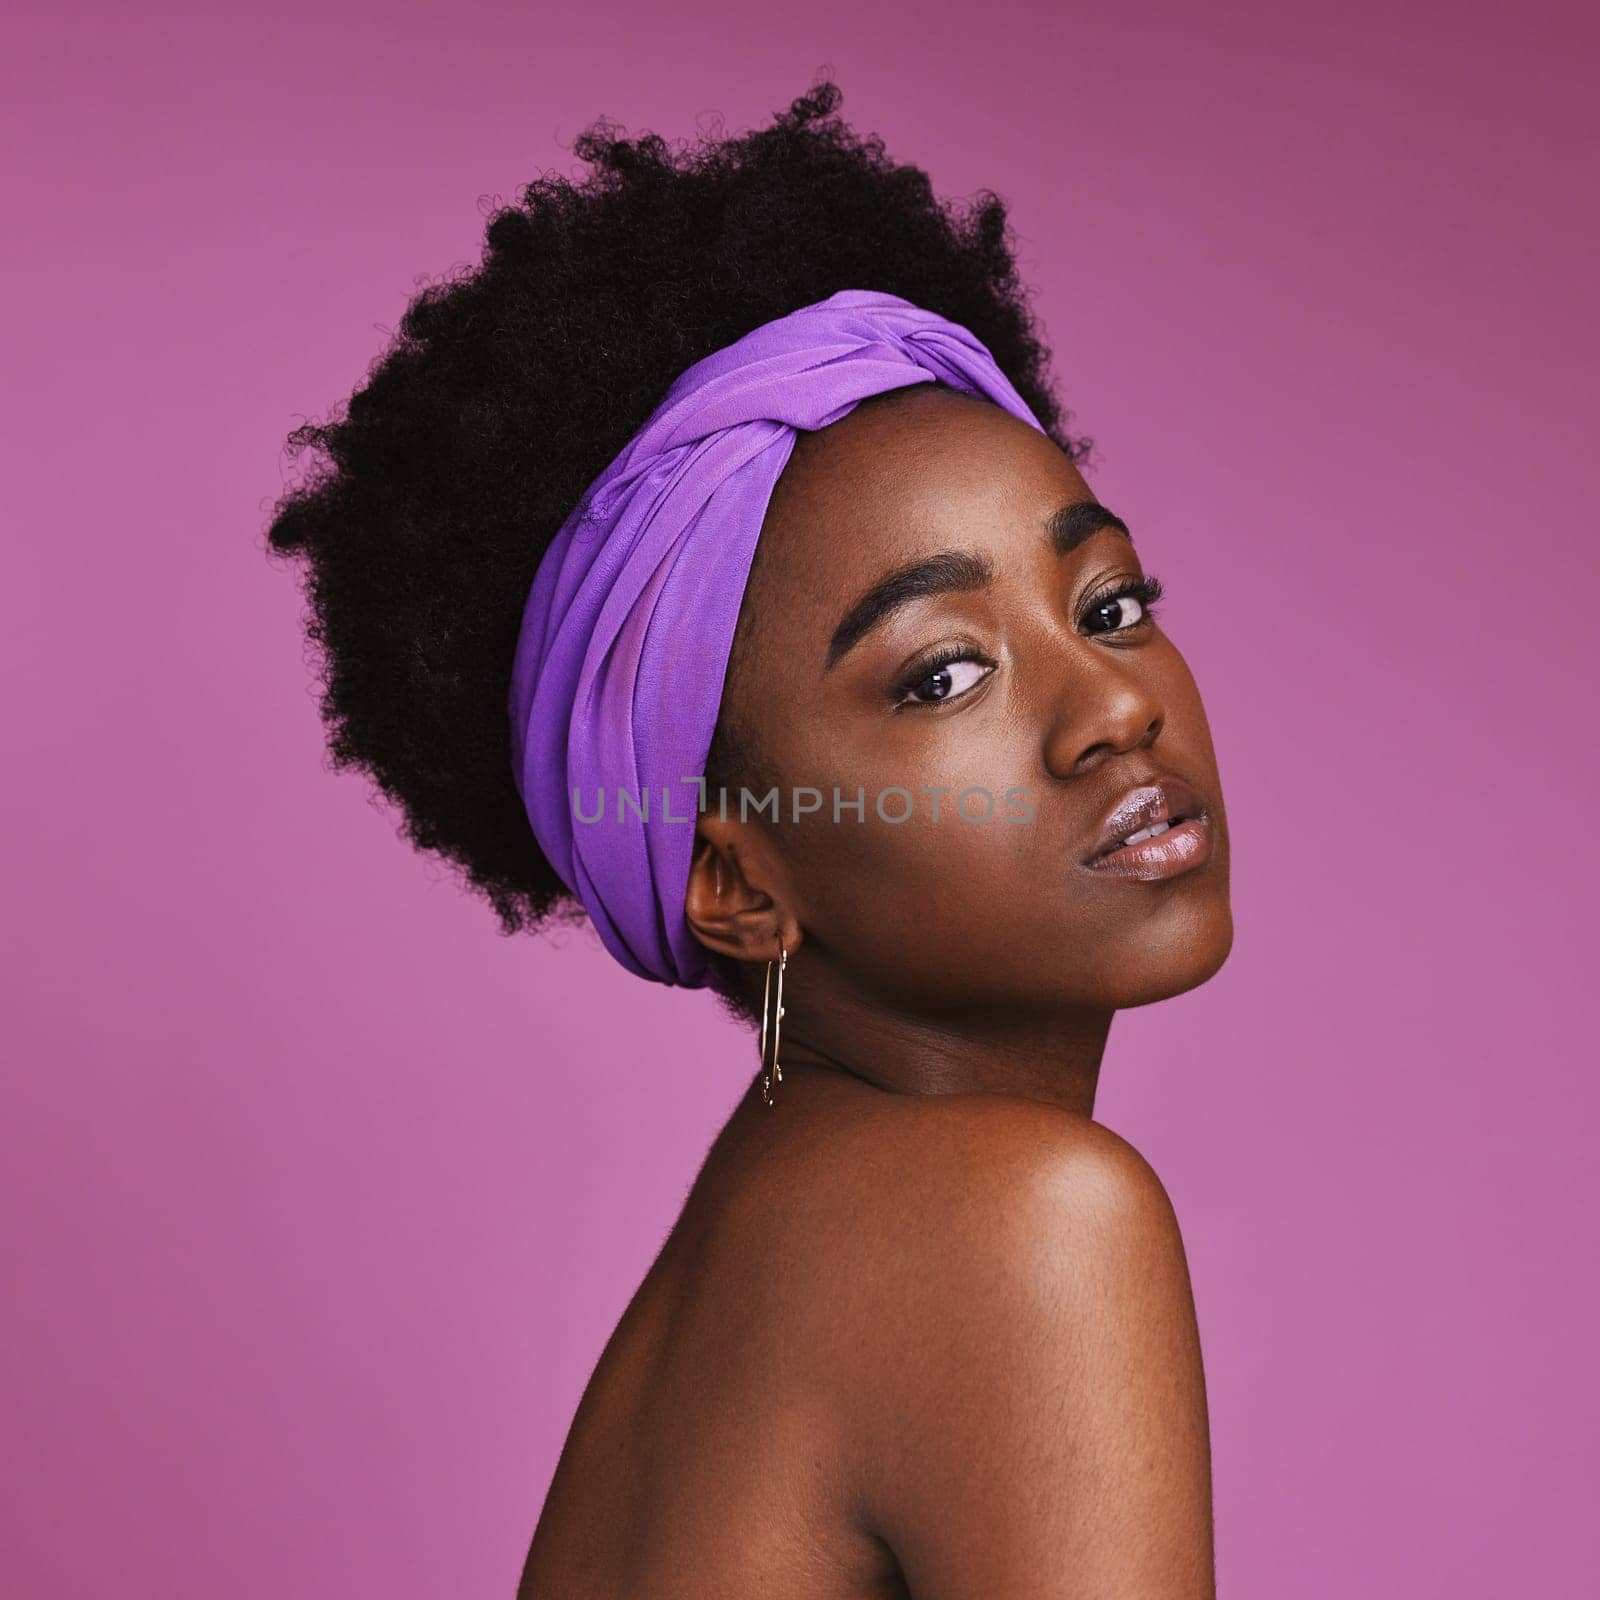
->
<box><xmin>760</xmin><ymin>1087</ymin><xmax>1198</xmax><ymax>1404</ymax></box>
<box><xmin>887</xmin><ymin>1088</ymin><xmax>1175</xmax><ymax>1205</ymax></box>
<box><xmin>749</xmin><ymin>1085</ymin><xmax>1188</xmax><ymax>1296</ymax></box>
<box><xmin>799</xmin><ymin>1092</ymin><xmax>1213</xmax><ymax>1599</ymax></box>
<box><xmin>821</xmin><ymin>1088</ymin><xmax>1185</xmax><ymax>1271</ymax></box>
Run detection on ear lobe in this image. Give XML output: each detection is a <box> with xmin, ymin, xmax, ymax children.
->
<box><xmin>683</xmin><ymin>820</ymin><xmax>801</xmax><ymax>965</ymax></box>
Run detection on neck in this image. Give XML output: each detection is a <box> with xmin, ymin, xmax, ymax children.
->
<box><xmin>767</xmin><ymin>977</ymin><xmax>1112</xmax><ymax>1119</ymax></box>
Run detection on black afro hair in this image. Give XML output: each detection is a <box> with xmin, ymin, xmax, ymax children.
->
<box><xmin>263</xmin><ymin>78</ymin><xmax>1091</xmax><ymax>1024</ymax></box>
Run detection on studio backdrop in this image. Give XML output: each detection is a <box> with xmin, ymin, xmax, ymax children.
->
<box><xmin>3</xmin><ymin>2</ymin><xmax>1596</xmax><ymax>1596</ymax></box>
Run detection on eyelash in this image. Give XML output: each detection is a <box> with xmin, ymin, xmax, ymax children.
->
<box><xmin>1081</xmin><ymin>571</ymin><xmax>1166</xmax><ymax>635</ymax></box>
<box><xmin>891</xmin><ymin>572</ymin><xmax>1168</xmax><ymax>710</ymax></box>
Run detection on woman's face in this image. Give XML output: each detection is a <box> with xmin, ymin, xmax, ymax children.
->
<box><xmin>695</xmin><ymin>385</ymin><xmax>1233</xmax><ymax>1020</ymax></box>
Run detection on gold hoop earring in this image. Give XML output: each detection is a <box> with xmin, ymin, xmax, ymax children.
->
<box><xmin>759</xmin><ymin>943</ymin><xmax>787</xmax><ymax>1107</ymax></box>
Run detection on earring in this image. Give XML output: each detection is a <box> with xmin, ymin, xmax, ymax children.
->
<box><xmin>759</xmin><ymin>942</ymin><xmax>787</xmax><ymax>1107</ymax></box>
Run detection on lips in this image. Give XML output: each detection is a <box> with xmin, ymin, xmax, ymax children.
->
<box><xmin>1081</xmin><ymin>775</ymin><xmax>1209</xmax><ymax>866</ymax></box>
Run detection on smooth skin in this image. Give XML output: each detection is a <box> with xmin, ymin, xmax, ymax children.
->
<box><xmin>518</xmin><ymin>386</ymin><xmax>1233</xmax><ymax>1599</ymax></box>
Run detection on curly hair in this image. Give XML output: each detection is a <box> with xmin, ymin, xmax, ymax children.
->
<box><xmin>264</xmin><ymin>78</ymin><xmax>1091</xmax><ymax>1027</ymax></box>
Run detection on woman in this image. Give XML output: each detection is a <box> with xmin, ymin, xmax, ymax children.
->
<box><xmin>268</xmin><ymin>81</ymin><xmax>1233</xmax><ymax>1599</ymax></box>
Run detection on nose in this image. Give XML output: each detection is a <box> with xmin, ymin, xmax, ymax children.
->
<box><xmin>1039</xmin><ymin>644</ymin><xmax>1165</xmax><ymax>780</ymax></box>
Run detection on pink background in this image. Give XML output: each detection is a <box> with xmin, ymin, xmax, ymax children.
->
<box><xmin>4</xmin><ymin>2</ymin><xmax>1596</xmax><ymax>1594</ymax></box>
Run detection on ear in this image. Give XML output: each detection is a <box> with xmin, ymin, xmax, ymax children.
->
<box><xmin>683</xmin><ymin>813</ymin><xmax>803</xmax><ymax>966</ymax></box>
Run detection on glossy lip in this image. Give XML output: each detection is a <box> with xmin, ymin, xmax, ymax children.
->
<box><xmin>1080</xmin><ymin>775</ymin><xmax>1213</xmax><ymax>882</ymax></box>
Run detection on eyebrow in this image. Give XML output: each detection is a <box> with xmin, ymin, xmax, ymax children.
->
<box><xmin>824</xmin><ymin>501</ymin><xmax>1133</xmax><ymax>669</ymax></box>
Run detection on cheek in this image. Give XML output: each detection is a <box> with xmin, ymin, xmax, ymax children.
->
<box><xmin>768</xmin><ymin>708</ymin><xmax>1055</xmax><ymax>939</ymax></box>
<box><xmin>1160</xmin><ymin>647</ymin><xmax>1224</xmax><ymax>790</ymax></box>
<box><xmin>779</xmin><ymin>785</ymin><xmax>1055</xmax><ymax>947</ymax></box>
<box><xmin>1164</xmin><ymin>644</ymin><xmax>1206</xmax><ymax>720</ymax></box>
<box><xmin>776</xmin><ymin>798</ymin><xmax>1152</xmax><ymax>1011</ymax></box>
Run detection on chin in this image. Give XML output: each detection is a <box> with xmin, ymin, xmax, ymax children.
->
<box><xmin>1122</xmin><ymin>903</ymin><xmax>1236</xmax><ymax>1008</ymax></box>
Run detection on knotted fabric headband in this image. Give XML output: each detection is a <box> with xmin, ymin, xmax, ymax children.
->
<box><xmin>508</xmin><ymin>288</ymin><xmax>1049</xmax><ymax>987</ymax></box>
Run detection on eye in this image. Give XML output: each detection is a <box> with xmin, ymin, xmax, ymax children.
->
<box><xmin>1080</xmin><ymin>573</ymin><xmax>1165</xmax><ymax>636</ymax></box>
<box><xmin>894</xmin><ymin>650</ymin><xmax>994</xmax><ymax>708</ymax></box>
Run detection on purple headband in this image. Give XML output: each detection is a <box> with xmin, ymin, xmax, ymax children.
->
<box><xmin>508</xmin><ymin>288</ymin><xmax>1048</xmax><ymax>987</ymax></box>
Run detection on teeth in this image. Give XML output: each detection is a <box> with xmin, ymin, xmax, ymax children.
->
<box><xmin>1118</xmin><ymin>819</ymin><xmax>1173</xmax><ymax>849</ymax></box>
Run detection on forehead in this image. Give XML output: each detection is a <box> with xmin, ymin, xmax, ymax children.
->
<box><xmin>745</xmin><ymin>384</ymin><xmax>1094</xmax><ymax>646</ymax></box>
